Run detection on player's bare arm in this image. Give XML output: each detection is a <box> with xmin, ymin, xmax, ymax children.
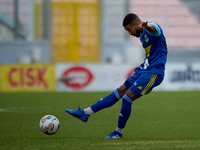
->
<box><xmin>139</xmin><ymin>21</ymin><xmax>157</xmax><ymax>32</ymax></box>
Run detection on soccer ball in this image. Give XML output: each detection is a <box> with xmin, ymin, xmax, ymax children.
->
<box><xmin>39</xmin><ymin>115</ymin><xmax>60</xmax><ymax>135</ymax></box>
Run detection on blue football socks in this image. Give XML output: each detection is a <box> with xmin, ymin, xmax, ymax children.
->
<box><xmin>90</xmin><ymin>88</ymin><xmax>122</xmax><ymax>113</ymax></box>
<box><xmin>117</xmin><ymin>93</ymin><xmax>133</xmax><ymax>129</ymax></box>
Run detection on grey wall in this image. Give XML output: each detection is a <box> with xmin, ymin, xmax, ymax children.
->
<box><xmin>0</xmin><ymin>41</ymin><xmax>51</xmax><ymax>64</ymax></box>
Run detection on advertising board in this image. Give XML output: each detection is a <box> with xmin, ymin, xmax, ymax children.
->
<box><xmin>56</xmin><ymin>64</ymin><xmax>136</xmax><ymax>91</ymax></box>
<box><xmin>0</xmin><ymin>64</ymin><xmax>56</xmax><ymax>92</ymax></box>
<box><xmin>57</xmin><ymin>63</ymin><xmax>200</xmax><ymax>92</ymax></box>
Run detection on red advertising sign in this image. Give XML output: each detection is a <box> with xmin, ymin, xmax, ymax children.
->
<box><xmin>126</xmin><ymin>67</ymin><xmax>136</xmax><ymax>78</ymax></box>
<box><xmin>61</xmin><ymin>66</ymin><xmax>94</xmax><ymax>90</ymax></box>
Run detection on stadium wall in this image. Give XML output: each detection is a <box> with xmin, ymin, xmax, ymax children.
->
<box><xmin>0</xmin><ymin>41</ymin><xmax>51</xmax><ymax>64</ymax></box>
<box><xmin>1</xmin><ymin>63</ymin><xmax>200</xmax><ymax>92</ymax></box>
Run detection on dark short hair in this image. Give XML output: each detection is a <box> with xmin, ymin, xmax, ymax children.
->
<box><xmin>123</xmin><ymin>13</ymin><xmax>139</xmax><ymax>26</ymax></box>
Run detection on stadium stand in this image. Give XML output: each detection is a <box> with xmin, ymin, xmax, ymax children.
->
<box><xmin>130</xmin><ymin>0</ymin><xmax>200</xmax><ymax>48</ymax></box>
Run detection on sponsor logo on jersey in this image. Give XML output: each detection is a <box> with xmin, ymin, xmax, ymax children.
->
<box><xmin>145</xmin><ymin>35</ymin><xmax>149</xmax><ymax>43</ymax></box>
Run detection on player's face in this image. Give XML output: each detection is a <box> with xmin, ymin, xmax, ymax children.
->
<box><xmin>124</xmin><ymin>23</ymin><xmax>141</xmax><ymax>38</ymax></box>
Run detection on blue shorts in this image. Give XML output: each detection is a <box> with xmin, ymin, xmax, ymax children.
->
<box><xmin>123</xmin><ymin>72</ymin><xmax>164</xmax><ymax>98</ymax></box>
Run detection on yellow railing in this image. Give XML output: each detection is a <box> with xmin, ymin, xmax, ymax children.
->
<box><xmin>51</xmin><ymin>1</ymin><xmax>100</xmax><ymax>63</ymax></box>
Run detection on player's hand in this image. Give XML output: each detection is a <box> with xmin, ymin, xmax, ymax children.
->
<box><xmin>140</xmin><ymin>21</ymin><xmax>148</xmax><ymax>29</ymax></box>
<box><xmin>138</xmin><ymin>21</ymin><xmax>156</xmax><ymax>32</ymax></box>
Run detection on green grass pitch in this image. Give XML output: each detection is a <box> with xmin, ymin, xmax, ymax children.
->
<box><xmin>0</xmin><ymin>91</ymin><xmax>200</xmax><ymax>150</ymax></box>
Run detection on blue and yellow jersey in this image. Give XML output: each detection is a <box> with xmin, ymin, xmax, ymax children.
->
<box><xmin>135</xmin><ymin>22</ymin><xmax>167</xmax><ymax>75</ymax></box>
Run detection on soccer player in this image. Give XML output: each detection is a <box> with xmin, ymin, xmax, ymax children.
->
<box><xmin>65</xmin><ymin>13</ymin><xmax>167</xmax><ymax>138</ymax></box>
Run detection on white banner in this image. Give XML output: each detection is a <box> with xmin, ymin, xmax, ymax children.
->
<box><xmin>56</xmin><ymin>63</ymin><xmax>136</xmax><ymax>91</ymax></box>
<box><xmin>159</xmin><ymin>63</ymin><xmax>200</xmax><ymax>91</ymax></box>
<box><xmin>56</xmin><ymin>63</ymin><xmax>200</xmax><ymax>92</ymax></box>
